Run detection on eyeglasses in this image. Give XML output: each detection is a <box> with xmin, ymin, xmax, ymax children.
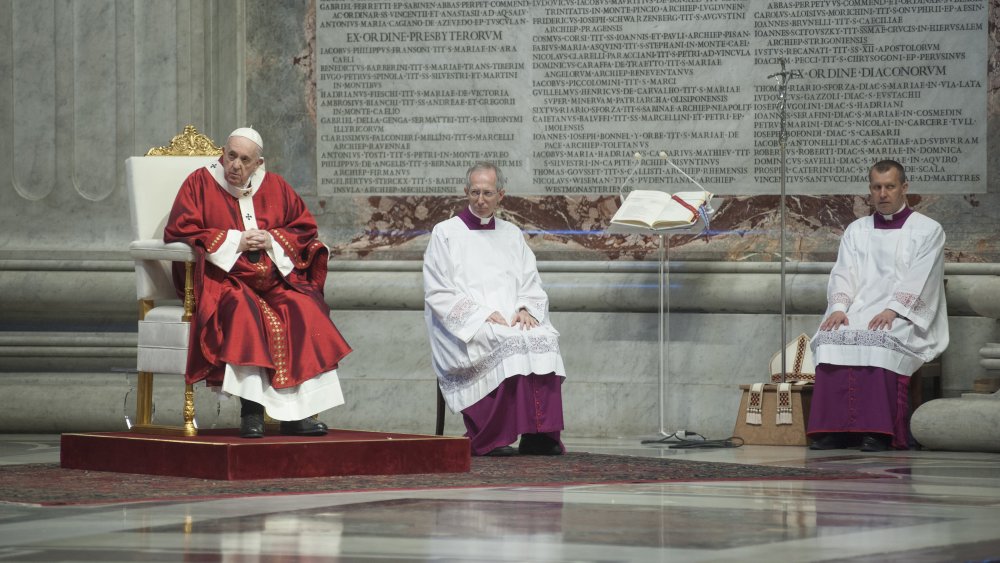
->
<box><xmin>468</xmin><ymin>190</ymin><xmax>498</xmax><ymax>199</ymax></box>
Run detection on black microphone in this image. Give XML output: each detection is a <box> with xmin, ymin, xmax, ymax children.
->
<box><xmin>247</xmin><ymin>250</ymin><xmax>261</xmax><ymax>263</ymax></box>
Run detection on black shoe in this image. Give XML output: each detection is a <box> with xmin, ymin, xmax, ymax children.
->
<box><xmin>809</xmin><ymin>433</ymin><xmax>847</xmax><ymax>450</ymax></box>
<box><xmin>240</xmin><ymin>413</ymin><xmax>265</xmax><ymax>438</ymax></box>
<box><xmin>860</xmin><ymin>434</ymin><xmax>889</xmax><ymax>452</ymax></box>
<box><xmin>518</xmin><ymin>433</ymin><xmax>564</xmax><ymax>455</ymax></box>
<box><xmin>483</xmin><ymin>445</ymin><xmax>517</xmax><ymax>457</ymax></box>
<box><xmin>279</xmin><ymin>417</ymin><xmax>328</xmax><ymax>436</ymax></box>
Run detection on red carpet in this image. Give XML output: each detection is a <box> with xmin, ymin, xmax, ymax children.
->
<box><xmin>3</xmin><ymin>452</ymin><xmax>885</xmax><ymax>506</ymax></box>
<box><xmin>60</xmin><ymin>428</ymin><xmax>470</xmax><ymax>480</ymax></box>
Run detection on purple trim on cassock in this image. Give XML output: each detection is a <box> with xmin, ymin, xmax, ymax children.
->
<box><xmin>458</xmin><ymin>206</ymin><xmax>496</xmax><ymax>230</ymax></box>
<box><xmin>461</xmin><ymin>373</ymin><xmax>565</xmax><ymax>456</ymax></box>
<box><xmin>873</xmin><ymin>206</ymin><xmax>912</xmax><ymax>230</ymax></box>
<box><xmin>807</xmin><ymin>363</ymin><xmax>912</xmax><ymax>449</ymax></box>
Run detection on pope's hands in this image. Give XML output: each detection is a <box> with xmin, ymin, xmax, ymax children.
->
<box><xmin>238</xmin><ymin>229</ymin><xmax>272</xmax><ymax>253</ymax></box>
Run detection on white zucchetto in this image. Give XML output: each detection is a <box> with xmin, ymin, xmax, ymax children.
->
<box><xmin>229</xmin><ymin>127</ymin><xmax>263</xmax><ymax>151</ymax></box>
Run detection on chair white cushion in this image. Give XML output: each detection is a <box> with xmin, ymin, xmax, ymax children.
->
<box><xmin>129</xmin><ymin>240</ymin><xmax>197</xmax><ymax>261</ymax></box>
<box><xmin>137</xmin><ymin>306</ymin><xmax>189</xmax><ymax>374</ymax></box>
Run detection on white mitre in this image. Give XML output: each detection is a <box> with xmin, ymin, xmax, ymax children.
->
<box><xmin>769</xmin><ymin>333</ymin><xmax>816</xmax><ymax>383</ymax></box>
<box><xmin>229</xmin><ymin>127</ymin><xmax>263</xmax><ymax>151</ymax></box>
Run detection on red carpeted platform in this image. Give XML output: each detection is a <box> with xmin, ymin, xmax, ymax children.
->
<box><xmin>60</xmin><ymin>428</ymin><xmax>470</xmax><ymax>480</ymax></box>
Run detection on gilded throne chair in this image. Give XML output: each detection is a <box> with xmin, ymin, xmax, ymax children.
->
<box><xmin>125</xmin><ymin>126</ymin><xmax>222</xmax><ymax>436</ymax></box>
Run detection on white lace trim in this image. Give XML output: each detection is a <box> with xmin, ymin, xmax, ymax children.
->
<box><xmin>814</xmin><ymin>329</ymin><xmax>915</xmax><ymax>357</ymax></box>
<box><xmin>439</xmin><ymin>333</ymin><xmax>561</xmax><ymax>394</ymax></box>
<box><xmin>525</xmin><ymin>298</ymin><xmax>547</xmax><ymax>314</ymax></box>
<box><xmin>445</xmin><ymin>297</ymin><xmax>479</xmax><ymax>332</ymax></box>
<box><xmin>831</xmin><ymin>292</ymin><xmax>852</xmax><ymax>306</ymax></box>
<box><xmin>894</xmin><ymin>290</ymin><xmax>929</xmax><ymax>316</ymax></box>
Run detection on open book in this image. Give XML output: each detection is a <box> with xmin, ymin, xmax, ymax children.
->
<box><xmin>610</xmin><ymin>189</ymin><xmax>713</xmax><ymax>230</ymax></box>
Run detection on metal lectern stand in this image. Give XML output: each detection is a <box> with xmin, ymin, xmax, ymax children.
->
<box><xmin>767</xmin><ymin>58</ymin><xmax>802</xmax><ymax>383</ymax></box>
<box><xmin>606</xmin><ymin>155</ymin><xmax>717</xmax><ymax>443</ymax></box>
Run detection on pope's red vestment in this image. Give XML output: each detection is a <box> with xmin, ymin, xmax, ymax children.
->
<box><xmin>164</xmin><ymin>160</ymin><xmax>351</xmax><ymax>399</ymax></box>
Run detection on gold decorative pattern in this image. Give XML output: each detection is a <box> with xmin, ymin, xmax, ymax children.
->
<box><xmin>182</xmin><ymin>262</ymin><xmax>196</xmax><ymax>322</ymax></box>
<box><xmin>183</xmin><ymin>384</ymin><xmax>196</xmax><ymax>436</ymax></box>
<box><xmin>146</xmin><ymin>125</ymin><xmax>223</xmax><ymax>156</ymax></box>
<box><xmin>251</xmin><ymin>257</ymin><xmax>272</xmax><ymax>290</ymax></box>
<box><xmin>257</xmin><ymin>297</ymin><xmax>290</xmax><ymax>386</ymax></box>
<box><xmin>271</xmin><ymin>229</ymin><xmax>307</xmax><ymax>268</ymax></box>
<box><xmin>206</xmin><ymin>230</ymin><xmax>227</xmax><ymax>253</ymax></box>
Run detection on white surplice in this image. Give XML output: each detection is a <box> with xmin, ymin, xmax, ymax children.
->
<box><xmin>810</xmin><ymin>210</ymin><xmax>949</xmax><ymax>376</ymax></box>
<box><xmin>423</xmin><ymin>215</ymin><xmax>567</xmax><ymax>412</ymax></box>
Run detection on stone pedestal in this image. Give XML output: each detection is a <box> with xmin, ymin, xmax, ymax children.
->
<box><xmin>911</xmin><ymin>342</ymin><xmax>1000</xmax><ymax>453</ymax></box>
<box><xmin>910</xmin><ymin>393</ymin><xmax>1000</xmax><ymax>453</ymax></box>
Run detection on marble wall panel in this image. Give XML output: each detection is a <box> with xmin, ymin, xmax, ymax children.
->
<box><xmin>10</xmin><ymin>0</ymin><xmax>57</xmax><ymax>202</ymax></box>
<box><xmin>113</xmin><ymin>0</ymin><xmax>134</xmax><ymax>176</ymax></box>
<box><xmin>306</xmin><ymin>309</ymin><xmax>992</xmax><ymax>438</ymax></box>
<box><xmin>0</xmin><ymin>275</ymin><xmax>994</xmax><ymax>436</ymax></box>
<box><xmin>133</xmin><ymin>1</ymin><xmax>179</xmax><ymax>146</ymax></box>
<box><xmin>0</xmin><ymin>0</ymin><xmax>242</xmax><ymax>254</ymax></box>
<box><xmin>205</xmin><ymin>1</ymin><xmax>245</xmax><ymax>143</ymax></box>
<box><xmin>330</xmin><ymin>310</ymin><xmax>433</xmax><ymax>381</ymax></box>
<box><xmin>87</xmin><ymin>305</ymin><xmax>786</xmax><ymax>437</ymax></box>
<box><xmin>244</xmin><ymin>0</ymin><xmax>314</xmax><ymax>183</ymax></box>
<box><xmin>327</xmin><ymin>308</ymin><xmax>826</xmax><ymax>392</ymax></box>
<box><xmin>564</xmin><ymin>380</ymin><xmax>660</xmax><ymax>439</ymax></box>
<box><xmin>0</xmin><ymin>0</ymin><xmax>995</xmax><ymax>259</ymax></box>
<box><xmin>174</xmin><ymin>1</ymin><xmax>202</xmax><ymax>133</ymax></box>
<box><xmin>334</xmin><ymin>377</ymin><xmax>445</xmax><ymax>435</ymax></box>
<box><xmin>671</xmin><ymin>383</ymin><xmax>758</xmax><ymax>442</ymax></box>
<box><xmin>72</xmin><ymin>0</ymin><xmax>117</xmax><ymax>202</ymax></box>
<box><xmin>244</xmin><ymin>2</ymin><xmax>1000</xmax><ymax>266</ymax></box>
<box><xmin>0</xmin><ymin>372</ymin><xmax>245</xmax><ymax>433</ymax></box>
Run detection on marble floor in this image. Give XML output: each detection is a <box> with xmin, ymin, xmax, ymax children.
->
<box><xmin>1</xmin><ymin>434</ymin><xmax>999</xmax><ymax>562</ymax></box>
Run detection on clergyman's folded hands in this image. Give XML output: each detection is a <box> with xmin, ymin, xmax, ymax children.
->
<box><xmin>486</xmin><ymin>309</ymin><xmax>539</xmax><ymax>330</ymax></box>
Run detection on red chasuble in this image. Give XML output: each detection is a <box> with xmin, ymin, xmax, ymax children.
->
<box><xmin>164</xmin><ymin>161</ymin><xmax>351</xmax><ymax>389</ymax></box>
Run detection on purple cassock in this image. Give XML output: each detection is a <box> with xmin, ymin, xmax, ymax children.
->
<box><xmin>462</xmin><ymin>372</ymin><xmax>565</xmax><ymax>455</ymax></box>
<box><xmin>808</xmin><ymin>206</ymin><xmax>927</xmax><ymax>450</ymax></box>
<box><xmin>454</xmin><ymin>207</ymin><xmax>566</xmax><ymax>456</ymax></box>
<box><xmin>807</xmin><ymin>365</ymin><xmax>912</xmax><ymax>449</ymax></box>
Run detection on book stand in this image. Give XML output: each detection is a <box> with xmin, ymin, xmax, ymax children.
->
<box><xmin>606</xmin><ymin>203</ymin><xmax>717</xmax><ymax>444</ymax></box>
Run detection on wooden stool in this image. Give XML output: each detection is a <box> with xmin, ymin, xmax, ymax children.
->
<box><xmin>733</xmin><ymin>384</ymin><xmax>813</xmax><ymax>446</ymax></box>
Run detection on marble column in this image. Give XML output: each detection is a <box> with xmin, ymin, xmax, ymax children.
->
<box><xmin>911</xmin><ymin>279</ymin><xmax>1000</xmax><ymax>453</ymax></box>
